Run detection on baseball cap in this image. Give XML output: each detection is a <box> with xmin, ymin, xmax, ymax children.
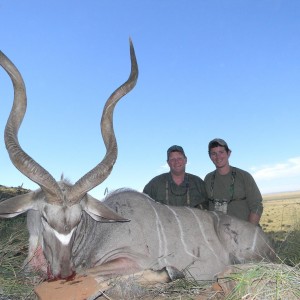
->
<box><xmin>208</xmin><ymin>138</ymin><xmax>230</xmax><ymax>151</ymax></box>
<box><xmin>167</xmin><ymin>145</ymin><xmax>186</xmax><ymax>160</ymax></box>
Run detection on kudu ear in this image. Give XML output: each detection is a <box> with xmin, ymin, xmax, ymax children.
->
<box><xmin>0</xmin><ymin>191</ymin><xmax>37</xmax><ymax>218</ymax></box>
<box><xmin>82</xmin><ymin>194</ymin><xmax>130</xmax><ymax>223</ymax></box>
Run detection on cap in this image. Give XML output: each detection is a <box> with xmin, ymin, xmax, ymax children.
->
<box><xmin>208</xmin><ymin>138</ymin><xmax>229</xmax><ymax>151</ymax></box>
<box><xmin>167</xmin><ymin>145</ymin><xmax>186</xmax><ymax>159</ymax></box>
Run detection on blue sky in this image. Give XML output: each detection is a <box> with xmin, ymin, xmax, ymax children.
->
<box><xmin>0</xmin><ymin>0</ymin><xmax>299</xmax><ymax>199</ymax></box>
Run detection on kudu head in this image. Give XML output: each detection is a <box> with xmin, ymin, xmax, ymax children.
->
<box><xmin>0</xmin><ymin>39</ymin><xmax>138</xmax><ymax>279</ymax></box>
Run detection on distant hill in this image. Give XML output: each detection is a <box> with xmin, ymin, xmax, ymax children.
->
<box><xmin>263</xmin><ymin>190</ymin><xmax>300</xmax><ymax>201</ymax></box>
<box><xmin>0</xmin><ymin>184</ymin><xmax>31</xmax><ymax>202</ymax></box>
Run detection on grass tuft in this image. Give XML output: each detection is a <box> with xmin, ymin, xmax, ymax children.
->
<box><xmin>222</xmin><ymin>263</ymin><xmax>300</xmax><ymax>300</ymax></box>
<box><xmin>0</xmin><ymin>217</ymin><xmax>41</xmax><ymax>300</ymax></box>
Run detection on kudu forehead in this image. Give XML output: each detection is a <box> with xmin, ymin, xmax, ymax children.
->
<box><xmin>42</xmin><ymin>203</ymin><xmax>82</xmax><ymax>234</ymax></box>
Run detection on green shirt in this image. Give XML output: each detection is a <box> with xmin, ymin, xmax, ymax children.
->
<box><xmin>204</xmin><ymin>166</ymin><xmax>263</xmax><ymax>221</ymax></box>
<box><xmin>143</xmin><ymin>172</ymin><xmax>208</xmax><ymax>208</ymax></box>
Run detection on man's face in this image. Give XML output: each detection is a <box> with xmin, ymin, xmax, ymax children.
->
<box><xmin>167</xmin><ymin>151</ymin><xmax>187</xmax><ymax>175</ymax></box>
<box><xmin>209</xmin><ymin>146</ymin><xmax>231</xmax><ymax>169</ymax></box>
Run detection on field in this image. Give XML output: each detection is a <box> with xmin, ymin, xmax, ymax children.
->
<box><xmin>261</xmin><ymin>191</ymin><xmax>300</xmax><ymax>238</ymax></box>
<box><xmin>1</xmin><ymin>188</ymin><xmax>300</xmax><ymax>299</ymax></box>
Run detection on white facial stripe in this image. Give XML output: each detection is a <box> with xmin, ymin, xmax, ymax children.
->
<box><xmin>53</xmin><ymin>228</ymin><xmax>75</xmax><ymax>245</ymax></box>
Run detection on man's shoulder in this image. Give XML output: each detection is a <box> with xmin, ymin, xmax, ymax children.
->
<box><xmin>147</xmin><ymin>173</ymin><xmax>169</xmax><ymax>184</ymax></box>
<box><xmin>186</xmin><ymin>173</ymin><xmax>205</xmax><ymax>183</ymax></box>
<box><xmin>143</xmin><ymin>173</ymin><xmax>169</xmax><ymax>194</ymax></box>
<box><xmin>204</xmin><ymin>170</ymin><xmax>215</xmax><ymax>182</ymax></box>
<box><xmin>232</xmin><ymin>167</ymin><xmax>252</xmax><ymax>178</ymax></box>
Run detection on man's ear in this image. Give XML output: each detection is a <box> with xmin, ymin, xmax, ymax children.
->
<box><xmin>228</xmin><ymin>150</ymin><xmax>232</xmax><ymax>157</ymax></box>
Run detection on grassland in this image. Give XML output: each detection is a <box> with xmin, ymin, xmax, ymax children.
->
<box><xmin>261</xmin><ymin>190</ymin><xmax>300</xmax><ymax>234</ymax></box>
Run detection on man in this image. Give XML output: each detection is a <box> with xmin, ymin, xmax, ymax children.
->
<box><xmin>143</xmin><ymin>145</ymin><xmax>208</xmax><ymax>208</ymax></box>
<box><xmin>205</xmin><ymin>138</ymin><xmax>263</xmax><ymax>225</ymax></box>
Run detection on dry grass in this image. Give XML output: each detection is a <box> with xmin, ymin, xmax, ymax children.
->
<box><xmin>219</xmin><ymin>263</ymin><xmax>300</xmax><ymax>300</ymax></box>
<box><xmin>261</xmin><ymin>190</ymin><xmax>300</xmax><ymax>233</ymax></box>
<box><xmin>0</xmin><ymin>217</ymin><xmax>40</xmax><ymax>300</ymax></box>
<box><xmin>260</xmin><ymin>190</ymin><xmax>300</xmax><ymax>267</ymax></box>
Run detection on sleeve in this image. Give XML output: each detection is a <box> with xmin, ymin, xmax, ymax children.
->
<box><xmin>143</xmin><ymin>180</ymin><xmax>154</xmax><ymax>198</ymax></box>
<box><xmin>204</xmin><ymin>173</ymin><xmax>212</xmax><ymax>198</ymax></box>
<box><xmin>199</xmin><ymin>179</ymin><xmax>209</xmax><ymax>204</ymax></box>
<box><xmin>204</xmin><ymin>173</ymin><xmax>214</xmax><ymax>211</ymax></box>
<box><xmin>143</xmin><ymin>176</ymin><xmax>160</xmax><ymax>201</ymax></box>
<box><xmin>244</xmin><ymin>172</ymin><xmax>263</xmax><ymax>216</ymax></box>
<box><xmin>191</xmin><ymin>175</ymin><xmax>209</xmax><ymax>209</ymax></box>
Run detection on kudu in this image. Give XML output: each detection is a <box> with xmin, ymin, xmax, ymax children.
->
<box><xmin>0</xmin><ymin>41</ymin><xmax>275</xmax><ymax>282</ymax></box>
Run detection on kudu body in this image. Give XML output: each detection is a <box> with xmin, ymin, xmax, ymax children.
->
<box><xmin>0</xmin><ymin>42</ymin><xmax>275</xmax><ymax>281</ymax></box>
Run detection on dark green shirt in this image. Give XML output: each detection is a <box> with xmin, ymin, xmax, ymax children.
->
<box><xmin>204</xmin><ymin>166</ymin><xmax>263</xmax><ymax>221</ymax></box>
<box><xmin>143</xmin><ymin>172</ymin><xmax>208</xmax><ymax>208</ymax></box>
